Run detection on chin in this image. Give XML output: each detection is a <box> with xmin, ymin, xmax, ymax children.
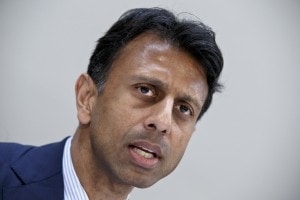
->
<box><xmin>133</xmin><ymin>181</ymin><xmax>157</xmax><ymax>189</ymax></box>
<box><xmin>127</xmin><ymin>177</ymin><xmax>160</xmax><ymax>188</ymax></box>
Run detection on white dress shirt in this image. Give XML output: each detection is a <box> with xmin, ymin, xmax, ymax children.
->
<box><xmin>63</xmin><ymin>137</ymin><xmax>89</xmax><ymax>200</ymax></box>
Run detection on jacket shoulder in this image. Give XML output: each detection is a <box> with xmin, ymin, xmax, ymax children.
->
<box><xmin>0</xmin><ymin>142</ymin><xmax>34</xmax><ymax>164</ymax></box>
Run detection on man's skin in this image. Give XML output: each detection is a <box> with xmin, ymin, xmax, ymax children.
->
<box><xmin>71</xmin><ymin>32</ymin><xmax>208</xmax><ymax>200</ymax></box>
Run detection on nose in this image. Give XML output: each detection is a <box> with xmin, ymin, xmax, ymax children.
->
<box><xmin>144</xmin><ymin>98</ymin><xmax>173</xmax><ymax>135</ymax></box>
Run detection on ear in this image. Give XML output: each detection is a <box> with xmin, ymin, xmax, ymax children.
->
<box><xmin>75</xmin><ymin>73</ymin><xmax>98</xmax><ymax>125</ymax></box>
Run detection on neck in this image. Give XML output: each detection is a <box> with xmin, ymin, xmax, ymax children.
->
<box><xmin>71</xmin><ymin>127</ymin><xmax>133</xmax><ymax>200</ymax></box>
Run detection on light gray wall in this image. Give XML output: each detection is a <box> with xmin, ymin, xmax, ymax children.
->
<box><xmin>1</xmin><ymin>0</ymin><xmax>299</xmax><ymax>199</ymax></box>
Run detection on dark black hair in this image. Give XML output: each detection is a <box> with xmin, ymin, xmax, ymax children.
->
<box><xmin>87</xmin><ymin>7</ymin><xmax>223</xmax><ymax>120</ymax></box>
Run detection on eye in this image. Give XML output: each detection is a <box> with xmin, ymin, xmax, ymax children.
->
<box><xmin>175</xmin><ymin>104</ymin><xmax>193</xmax><ymax>116</ymax></box>
<box><xmin>136</xmin><ymin>84</ymin><xmax>156</xmax><ymax>97</ymax></box>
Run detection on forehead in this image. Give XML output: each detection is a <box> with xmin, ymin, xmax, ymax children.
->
<box><xmin>113</xmin><ymin>33</ymin><xmax>206</xmax><ymax>77</ymax></box>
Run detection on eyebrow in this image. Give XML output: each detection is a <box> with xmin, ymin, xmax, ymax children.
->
<box><xmin>130</xmin><ymin>74</ymin><xmax>204</xmax><ymax>112</ymax></box>
<box><xmin>130</xmin><ymin>75</ymin><xmax>168</xmax><ymax>90</ymax></box>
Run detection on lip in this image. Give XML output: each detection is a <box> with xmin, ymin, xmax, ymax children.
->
<box><xmin>131</xmin><ymin>141</ymin><xmax>162</xmax><ymax>158</ymax></box>
<box><xmin>128</xmin><ymin>141</ymin><xmax>162</xmax><ymax>169</ymax></box>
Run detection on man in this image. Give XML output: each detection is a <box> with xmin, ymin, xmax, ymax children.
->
<box><xmin>0</xmin><ymin>7</ymin><xmax>223</xmax><ymax>200</ymax></box>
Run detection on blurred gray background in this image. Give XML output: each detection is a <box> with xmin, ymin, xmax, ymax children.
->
<box><xmin>0</xmin><ymin>0</ymin><xmax>299</xmax><ymax>199</ymax></box>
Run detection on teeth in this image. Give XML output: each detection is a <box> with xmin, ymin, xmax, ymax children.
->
<box><xmin>134</xmin><ymin>147</ymin><xmax>154</xmax><ymax>158</ymax></box>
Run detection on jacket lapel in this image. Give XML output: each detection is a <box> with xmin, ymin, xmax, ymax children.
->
<box><xmin>2</xmin><ymin>138</ymin><xmax>68</xmax><ymax>200</ymax></box>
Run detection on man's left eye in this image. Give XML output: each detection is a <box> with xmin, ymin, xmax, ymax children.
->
<box><xmin>137</xmin><ymin>85</ymin><xmax>155</xmax><ymax>97</ymax></box>
<box><xmin>176</xmin><ymin>104</ymin><xmax>193</xmax><ymax>116</ymax></box>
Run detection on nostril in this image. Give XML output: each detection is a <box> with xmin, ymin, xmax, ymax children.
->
<box><xmin>147</xmin><ymin>123</ymin><xmax>168</xmax><ymax>134</ymax></box>
<box><xmin>148</xmin><ymin>124</ymin><xmax>156</xmax><ymax>129</ymax></box>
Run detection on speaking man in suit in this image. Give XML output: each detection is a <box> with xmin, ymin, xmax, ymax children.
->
<box><xmin>0</xmin><ymin>7</ymin><xmax>223</xmax><ymax>200</ymax></box>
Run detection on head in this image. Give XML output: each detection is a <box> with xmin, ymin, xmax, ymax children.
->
<box><xmin>75</xmin><ymin>7</ymin><xmax>223</xmax><ymax>190</ymax></box>
<box><xmin>88</xmin><ymin>7</ymin><xmax>223</xmax><ymax>120</ymax></box>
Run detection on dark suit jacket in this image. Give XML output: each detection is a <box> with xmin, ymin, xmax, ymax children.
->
<box><xmin>0</xmin><ymin>138</ymin><xmax>68</xmax><ymax>200</ymax></box>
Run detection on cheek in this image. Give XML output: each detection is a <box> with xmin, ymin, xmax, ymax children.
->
<box><xmin>161</xmin><ymin>134</ymin><xmax>192</xmax><ymax>176</ymax></box>
<box><xmin>106</xmin><ymin>95</ymin><xmax>150</xmax><ymax>130</ymax></box>
<box><xmin>169</xmin><ymin>131</ymin><xmax>193</xmax><ymax>160</ymax></box>
<box><xmin>94</xmin><ymin>98</ymin><xmax>139</xmax><ymax>137</ymax></box>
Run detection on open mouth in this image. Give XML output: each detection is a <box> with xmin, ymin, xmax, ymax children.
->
<box><xmin>129</xmin><ymin>145</ymin><xmax>158</xmax><ymax>159</ymax></box>
<box><xmin>128</xmin><ymin>142</ymin><xmax>162</xmax><ymax>169</ymax></box>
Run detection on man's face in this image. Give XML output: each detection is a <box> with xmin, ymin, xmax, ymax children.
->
<box><xmin>88</xmin><ymin>33</ymin><xmax>208</xmax><ymax>188</ymax></box>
